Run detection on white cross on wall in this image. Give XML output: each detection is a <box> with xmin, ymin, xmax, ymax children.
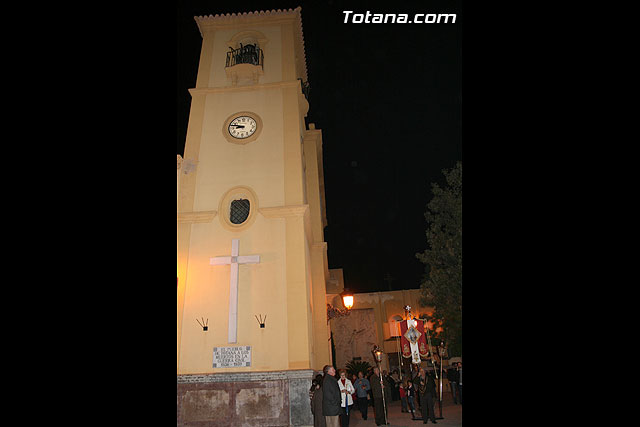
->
<box><xmin>210</xmin><ymin>239</ymin><xmax>260</xmax><ymax>343</ymax></box>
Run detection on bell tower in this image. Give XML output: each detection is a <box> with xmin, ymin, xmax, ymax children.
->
<box><xmin>177</xmin><ymin>7</ymin><xmax>330</xmax><ymax>426</ymax></box>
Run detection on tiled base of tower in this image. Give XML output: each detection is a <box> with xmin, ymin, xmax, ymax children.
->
<box><xmin>177</xmin><ymin>369</ymin><xmax>314</xmax><ymax>426</ymax></box>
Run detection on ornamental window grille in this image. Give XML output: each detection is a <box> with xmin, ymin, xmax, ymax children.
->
<box><xmin>226</xmin><ymin>44</ymin><xmax>264</xmax><ymax>69</ymax></box>
<box><xmin>230</xmin><ymin>199</ymin><xmax>250</xmax><ymax>224</ymax></box>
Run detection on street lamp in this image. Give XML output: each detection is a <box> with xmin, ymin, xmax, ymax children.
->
<box><xmin>374</xmin><ymin>347</ymin><xmax>383</xmax><ymax>362</ymax></box>
<box><xmin>341</xmin><ymin>289</ymin><xmax>354</xmax><ymax>309</ymax></box>
<box><xmin>371</xmin><ymin>345</ymin><xmax>388</xmax><ymax>426</ymax></box>
<box><xmin>327</xmin><ymin>288</ymin><xmax>354</xmax><ymax>321</ymax></box>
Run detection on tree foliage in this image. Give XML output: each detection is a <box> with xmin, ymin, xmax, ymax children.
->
<box><xmin>345</xmin><ymin>359</ymin><xmax>373</xmax><ymax>378</ymax></box>
<box><xmin>416</xmin><ymin>161</ymin><xmax>462</xmax><ymax>356</ymax></box>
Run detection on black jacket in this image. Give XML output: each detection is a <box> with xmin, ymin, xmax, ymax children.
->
<box><xmin>417</xmin><ymin>374</ymin><xmax>437</xmax><ymax>395</ymax></box>
<box><xmin>322</xmin><ymin>374</ymin><xmax>341</xmax><ymax>416</ymax></box>
<box><xmin>370</xmin><ymin>374</ymin><xmax>383</xmax><ymax>399</ymax></box>
<box><xmin>447</xmin><ymin>368</ymin><xmax>459</xmax><ymax>382</ymax></box>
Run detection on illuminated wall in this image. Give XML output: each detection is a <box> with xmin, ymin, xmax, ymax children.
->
<box><xmin>177</xmin><ymin>8</ymin><xmax>330</xmax><ymax>375</ymax></box>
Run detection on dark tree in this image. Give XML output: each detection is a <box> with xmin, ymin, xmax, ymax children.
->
<box><xmin>416</xmin><ymin>161</ymin><xmax>462</xmax><ymax>356</ymax></box>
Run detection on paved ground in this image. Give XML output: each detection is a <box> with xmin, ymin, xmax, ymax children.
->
<box><xmin>346</xmin><ymin>392</ymin><xmax>462</xmax><ymax>427</ymax></box>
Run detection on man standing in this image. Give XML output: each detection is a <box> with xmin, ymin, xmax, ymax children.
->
<box><xmin>457</xmin><ymin>362</ymin><xmax>463</xmax><ymax>405</ymax></box>
<box><xmin>446</xmin><ymin>363</ymin><xmax>459</xmax><ymax>404</ymax></box>
<box><xmin>353</xmin><ymin>371</ymin><xmax>371</xmax><ymax>420</ymax></box>
<box><xmin>382</xmin><ymin>370</ymin><xmax>393</xmax><ymax>403</ymax></box>
<box><xmin>322</xmin><ymin>365</ymin><xmax>341</xmax><ymax>427</ymax></box>
<box><xmin>370</xmin><ymin>367</ymin><xmax>387</xmax><ymax>426</ymax></box>
<box><xmin>417</xmin><ymin>368</ymin><xmax>437</xmax><ymax>424</ymax></box>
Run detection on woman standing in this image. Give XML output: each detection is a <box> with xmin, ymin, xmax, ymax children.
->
<box><xmin>310</xmin><ymin>376</ymin><xmax>326</xmax><ymax>427</ymax></box>
<box><xmin>350</xmin><ymin>374</ymin><xmax>358</xmax><ymax>405</ymax></box>
<box><xmin>337</xmin><ymin>369</ymin><xmax>355</xmax><ymax>427</ymax></box>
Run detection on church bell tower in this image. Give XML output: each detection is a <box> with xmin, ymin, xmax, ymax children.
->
<box><xmin>177</xmin><ymin>8</ymin><xmax>330</xmax><ymax>426</ymax></box>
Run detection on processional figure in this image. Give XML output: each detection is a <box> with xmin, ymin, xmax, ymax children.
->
<box><xmin>371</xmin><ymin>345</ymin><xmax>388</xmax><ymax>426</ymax></box>
<box><xmin>400</xmin><ymin>305</ymin><xmax>444</xmax><ymax>421</ymax></box>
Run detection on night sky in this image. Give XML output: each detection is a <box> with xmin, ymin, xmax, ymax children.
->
<box><xmin>177</xmin><ymin>0</ymin><xmax>462</xmax><ymax>294</ymax></box>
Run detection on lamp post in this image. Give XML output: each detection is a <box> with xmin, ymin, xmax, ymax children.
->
<box><xmin>372</xmin><ymin>345</ymin><xmax>388</xmax><ymax>426</ymax></box>
<box><xmin>435</xmin><ymin>341</ymin><xmax>446</xmax><ymax>420</ymax></box>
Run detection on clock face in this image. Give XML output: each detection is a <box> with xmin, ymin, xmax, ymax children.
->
<box><xmin>228</xmin><ymin>116</ymin><xmax>257</xmax><ymax>139</ymax></box>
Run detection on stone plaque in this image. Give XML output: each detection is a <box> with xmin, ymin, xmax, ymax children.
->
<box><xmin>213</xmin><ymin>345</ymin><xmax>252</xmax><ymax>368</ymax></box>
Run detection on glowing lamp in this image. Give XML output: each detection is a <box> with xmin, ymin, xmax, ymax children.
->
<box><xmin>342</xmin><ymin>293</ymin><xmax>354</xmax><ymax>310</ymax></box>
<box><xmin>326</xmin><ymin>289</ymin><xmax>355</xmax><ymax>321</ymax></box>
<box><xmin>371</xmin><ymin>344</ymin><xmax>384</xmax><ymax>364</ymax></box>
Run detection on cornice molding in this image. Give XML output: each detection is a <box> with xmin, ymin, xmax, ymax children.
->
<box><xmin>178</xmin><ymin>210</ymin><xmax>218</xmax><ymax>224</ymax></box>
<box><xmin>194</xmin><ymin>7</ymin><xmax>307</xmax><ymax>82</ymax></box>
<box><xmin>195</xmin><ymin>7</ymin><xmax>301</xmax><ymax>28</ymax></box>
<box><xmin>260</xmin><ymin>204</ymin><xmax>314</xmax><ymax>246</ymax></box>
<box><xmin>259</xmin><ymin>204</ymin><xmax>309</xmax><ymax>219</ymax></box>
<box><xmin>177</xmin><ymin>368</ymin><xmax>314</xmax><ymax>383</ymax></box>
<box><xmin>188</xmin><ymin>80</ymin><xmax>301</xmax><ymax>97</ymax></box>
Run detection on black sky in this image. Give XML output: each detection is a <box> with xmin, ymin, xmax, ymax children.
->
<box><xmin>177</xmin><ymin>0</ymin><xmax>462</xmax><ymax>294</ymax></box>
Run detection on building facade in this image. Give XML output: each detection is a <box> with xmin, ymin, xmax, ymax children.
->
<box><xmin>177</xmin><ymin>8</ymin><xmax>330</xmax><ymax>426</ymax></box>
<box><xmin>328</xmin><ymin>287</ymin><xmax>437</xmax><ymax>374</ymax></box>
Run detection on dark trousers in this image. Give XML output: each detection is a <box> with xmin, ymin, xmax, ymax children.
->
<box><xmin>420</xmin><ymin>392</ymin><xmax>436</xmax><ymax>422</ymax></box>
<box><xmin>401</xmin><ymin>396</ymin><xmax>408</xmax><ymax>412</ymax></box>
<box><xmin>357</xmin><ymin>397</ymin><xmax>368</xmax><ymax>419</ymax></box>
<box><xmin>373</xmin><ymin>397</ymin><xmax>387</xmax><ymax>425</ymax></box>
<box><xmin>405</xmin><ymin>395</ymin><xmax>416</xmax><ymax>418</ymax></box>
<box><xmin>339</xmin><ymin>406</ymin><xmax>351</xmax><ymax>427</ymax></box>
<box><xmin>450</xmin><ymin>381</ymin><xmax>458</xmax><ymax>403</ymax></box>
<box><xmin>407</xmin><ymin>395</ymin><xmax>416</xmax><ymax>412</ymax></box>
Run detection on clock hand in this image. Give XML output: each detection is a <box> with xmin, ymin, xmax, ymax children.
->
<box><xmin>230</xmin><ymin>124</ymin><xmax>245</xmax><ymax>128</ymax></box>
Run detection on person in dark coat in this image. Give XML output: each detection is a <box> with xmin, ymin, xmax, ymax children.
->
<box><xmin>322</xmin><ymin>365</ymin><xmax>341</xmax><ymax>427</ymax></box>
<box><xmin>446</xmin><ymin>364</ymin><xmax>459</xmax><ymax>404</ymax></box>
<box><xmin>456</xmin><ymin>362</ymin><xmax>463</xmax><ymax>405</ymax></box>
<box><xmin>411</xmin><ymin>367</ymin><xmax>421</xmax><ymax>411</ymax></box>
<box><xmin>389</xmin><ymin>370</ymin><xmax>400</xmax><ymax>401</ymax></box>
<box><xmin>311</xmin><ymin>378</ymin><xmax>326</xmax><ymax>427</ymax></box>
<box><xmin>382</xmin><ymin>370</ymin><xmax>393</xmax><ymax>403</ymax></box>
<box><xmin>310</xmin><ymin>374</ymin><xmax>323</xmax><ymax>403</ymax></box>
<box><xmin>370</xmin><ymin>367</ymin><xmax>388</xmax><ymax>426</ymax></box>
<box><xmin>416</xmin><ymin>368</ymin><xmax>437</xmax><ymax>424</ymax></box>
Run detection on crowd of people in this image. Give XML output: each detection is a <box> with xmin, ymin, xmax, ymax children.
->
<box><xmin>309</xmin><ymin>362</ymin><xmax>462</xmax><ymax>426</ymax></box>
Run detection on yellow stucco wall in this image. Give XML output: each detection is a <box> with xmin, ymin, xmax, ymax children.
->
<box><xmin>178</xmin><ymin>8</ymin><xmax>330</xmax><ymax>375</ymax></box>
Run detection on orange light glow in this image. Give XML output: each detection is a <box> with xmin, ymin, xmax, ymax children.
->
<box><xmin>342</xmin><ymin>295</ymin><xmax>354</xmax><ymax>310</ymax></box>
<box><xmin>426</xmin><ymin>321</ymin><xmax>434</xmax><ymax>330</ymax></box>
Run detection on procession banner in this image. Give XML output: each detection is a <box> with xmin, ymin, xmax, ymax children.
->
<box><xmin>400</xmin><ymin>318</ymin><xmax>430</xmax><ymax>363</ymax></box>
